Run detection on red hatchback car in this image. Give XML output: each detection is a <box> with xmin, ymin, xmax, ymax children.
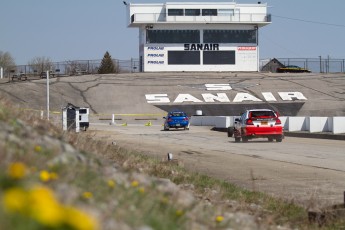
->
<box><xmin>228</xmin><ymin>109</ymin><xmax>284</xmax><ymax>142</ymax></box>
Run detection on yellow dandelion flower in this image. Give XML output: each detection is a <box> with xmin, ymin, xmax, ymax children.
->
<box><xmin>40</xmin><ymin>170</ymin><xmax>51</xmax><ymax>182</ymax></box>
<box><xmin>8</xmin><ymin>162</ymin><xmax>27</xmax><ymax>179</ymax></box>
<box><xmin>2</xmin><ymin>187</ymin><xmax>28</xmax><ymax>214</ymax></box>
<box><xmin>160</xmin><ymin>197</ymin><xmax>169</xmax><ymax>205</ymax></box>
<box><xmin>175</xmin><ymin>209</ymin><xmax>184</xmax><ymax>217</ymax></box>
<box><xmin>82</xmin><ymin>192</ymin><xmax>93</xmax><ymax>199</ymax></box>
<box><xmin>107</xmin><ymin>180</ymin><xmax>115</xmax><ymax>188</ymax></box>
<box><xmin>64</xmin><ymin>206</ymin><xmax>99</xmax><ymax>230</ymax></box>
<box><xmin>49</xmin><ymin>172</ymin><xmax>58</xmax><ymax>180</ymax></box>
<box><xmin>131</xmin><ymin>180</ymin><xmax>139</xmax><ymax>187</ymax></box>
<box><xmin>34</xmin><ymin>145</ymin><xmax>42</xmax><ymax>153</ymax></box>
<box><xmin>215</xmin><ymin>215</ymin><xmax>224</xmax><ymax>223</ymax></box>
<box><xmin>138</xmin><ymin>187</ymin><xmax>145</xmax><ymax>194</ymax></box>
<box><xmin>29</xmin><ymin>186</ymin><xmax>64</xmax><ymax>227</ymax></box>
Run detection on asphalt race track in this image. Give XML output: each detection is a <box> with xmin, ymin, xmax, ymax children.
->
<box><xmin>0</xmin><ymin>72</ymin><xmax>344</xmax><ymax>208</ymax></box>
<box><xmin>90</xmin><ymin>124</ymin><xmax>345</xmax><ymax>209</ymax></box>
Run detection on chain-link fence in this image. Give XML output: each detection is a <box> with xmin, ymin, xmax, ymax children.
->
<box><xmin>2</xmin><ymin>58</ymin><xmax>141</xmax><ymax>78</ymax></box>
<box><xmin>260</xmin><ymin>58</ymin><xmax>345</xmax><ymax>73</ymax></box>
<box><xmin>2</xmin><ymin>57</ymin><xmax>345</xmax><ymax>78</ymax></box>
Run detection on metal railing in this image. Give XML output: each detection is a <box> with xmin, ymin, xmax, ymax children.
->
<box><xmin>131</xmin><ymin>13</ymin><xmax>271</xmax><ymax>24</ymax></box>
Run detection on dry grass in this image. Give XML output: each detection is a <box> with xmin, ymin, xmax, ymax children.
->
<box><xmin>0</xmin><ymin>96</ymin><xmax>344</xmax><ymax>230</ymax></box>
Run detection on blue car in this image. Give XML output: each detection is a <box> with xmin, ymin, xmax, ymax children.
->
<box><xmin>163</xmin><ymin>111</ymin><xmax>190</xmax><ymax>131</ymax></box>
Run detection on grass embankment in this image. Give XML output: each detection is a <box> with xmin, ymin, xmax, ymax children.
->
<box><xmin>0</xmin><ymin>97</ymin><xmax>343</xmax><ymax>230</ymax></box>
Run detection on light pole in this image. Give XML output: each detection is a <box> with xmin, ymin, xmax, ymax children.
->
<box><xmin>46</xmin><ymin>71</ymin><xmax>50</xmax><ymax>120</ymax></box>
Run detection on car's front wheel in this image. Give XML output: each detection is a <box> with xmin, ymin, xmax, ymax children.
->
<box><xmin>242</xmin><ymin>137</ymin><xmax>248</xmax><ymax>142</ymax></box>
<box><xmin>164</xmin><ymin>124</ymin><xmax>169</xmax><ymax>131</ymax></box>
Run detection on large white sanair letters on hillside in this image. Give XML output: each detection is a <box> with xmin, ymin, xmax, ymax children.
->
<box><xmin>145</xmin><ymin>92</ymin><xmax>307</xmax><ymax>103</ymax></box>
<box><xmin>145</xmin><ymin>84</ymin><xmax>308</xmax><ymax>103</ymax></box>
<box><xmin>202</xmin><ymin>93</ymin><xmax>231</xmax><ymax>102</ymax></box>
<box><xmin>278</xmin><ymin>92</ymin><xmax>308</xmax><ymax>101</ymax></box>
<box><xmin>145</xmin><ymin>94</ymin><xmax>170</xmax><ymax>103</ymax></box>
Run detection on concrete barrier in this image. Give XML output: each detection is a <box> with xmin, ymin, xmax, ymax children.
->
<box><xmin>280</xmin><ymin>116</ymin><xmax>288</xmax><ymax>130</ymax></box>
<box><xmin>288</xmin><ymin>117</ymin><xmax>307</xmax><ymax>132</ymax></box>
<box><xmin>307</xmin><ymin>117</ymin><xmax>330</xmax><ymax>133</ymax></box>
<box><xmin>191</xmin><ymin>115</ymin><xmax>345</xmax><ymax>134</ymax></box>
<box><xmin>333</xmin><ymin>117</ymin><xmax>345</xmax><ymax>134</ymax></box>
<box><xmin>214</xmin><ymin>116</ymin><xmax>229</xmax><ymax>128</ymax></box>
<box><xmin>190</xmin><ymin>116</ymin><xmax>217</xmax><ymax>126</ymax></box>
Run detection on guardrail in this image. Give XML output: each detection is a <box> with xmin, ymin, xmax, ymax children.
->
<box><xmin>191</xmin><ymin>116</ymin><xmax>345</xmax><ymax>134</ymax></box>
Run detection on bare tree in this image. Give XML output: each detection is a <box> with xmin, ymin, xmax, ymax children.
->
<box><xmin>28</xmin><ymin>56</ymin><xmax>53</xmax><ymax>73</ymax></box>
<box><xmin>65</xmin><ymin>60</ymin><xmax>89</xmax><ymax>75</ymax></box>
<box><xmin>0</xmin><ymin>51</ymin><xmax>16</xmax><ymax>72</ymax></box>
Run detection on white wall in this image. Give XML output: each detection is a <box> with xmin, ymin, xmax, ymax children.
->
<box><xmin>191</xmin><ymin>115</ymin><xmax>345</xmax><ymax>134</ymax></box>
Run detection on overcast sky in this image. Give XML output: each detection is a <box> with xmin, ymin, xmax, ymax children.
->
<box><xmin>1</xmin><ymin>0</ymin><xmax>344</xmax><ymax>64</ymax></box>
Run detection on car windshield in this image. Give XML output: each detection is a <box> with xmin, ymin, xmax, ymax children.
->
<box><xmin>249</xmin><ymin>110</ymin><xmax>276</xmax><ymax>118</ymax></box>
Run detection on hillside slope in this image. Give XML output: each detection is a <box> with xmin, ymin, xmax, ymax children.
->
<box><xmin>0</xmin><ymin>72</ymin><xmax>344</xmax><ymax>120</ymax></box>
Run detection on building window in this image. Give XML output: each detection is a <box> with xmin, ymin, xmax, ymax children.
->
<box><xmin>147</xmin><ymin>30</ymin><xmax>200</xmax><ymax>44</ymax></box>
<box><xmin>203</xmin><ymin>30</ymin><xmax>257</xmax><ymax>43</ymax></box>
<box><xmin>79</xmin><ymin>109</ymin><xmax>87</xmax><ymax>114</ymax></box>
<box><xmin>168</xmin><ymin>51</ymin><xmax>200</xmax><ymax>65</ymax></box>
<box><xmin>185</xmin><ymin>9</ymin><xmax>200</xmax><ymax>16</ymax></box>
<box><xmin>168</xmin><ymin>9</ymin><xmax>184</xmax><ymax>16</ymax></box>
<box><xmin>203</xmin><ymin>51</ymin><xmax>235</xmax><ymax>65</ymax></box>
<box><xmin>218</xmin><ymin>9</ymin><xmax>234</xmax><ymax>16</ymax></box>
<box><xmin>202</xmin><ymin>9</ymin><xmax>217</xmax><ymax>16</ymax></box>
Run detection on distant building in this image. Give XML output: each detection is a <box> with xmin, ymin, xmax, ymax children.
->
<box><xmin>261</xmin><ymin>58</ymin><xmax>285</xmax><ymax>72</ymax></box>
<box><xmin>126</xmin><ymin>1</ymin><xmax>271</xmax><ymax>72</ymax></box>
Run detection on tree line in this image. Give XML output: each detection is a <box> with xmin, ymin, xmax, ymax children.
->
<box><xmin>0</xmin><ymin>51</ymin><xmax>118</xmax><ymax>74</ymax></box>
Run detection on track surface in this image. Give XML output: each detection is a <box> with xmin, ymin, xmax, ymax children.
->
<box><xmin>1</xmin><ymin>72</ymin><xmax>345</xmax><ymax>209</ymax></box>
<box><xmin>90</xmin><ymin>124</ymin><xmax>345</xmax><ymax>209</ymax></box>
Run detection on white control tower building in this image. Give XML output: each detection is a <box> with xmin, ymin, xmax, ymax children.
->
<box><xmin>126</xmin><ymin>2</ymin><xmax>271</xmax><ymax>72</ymax></box>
